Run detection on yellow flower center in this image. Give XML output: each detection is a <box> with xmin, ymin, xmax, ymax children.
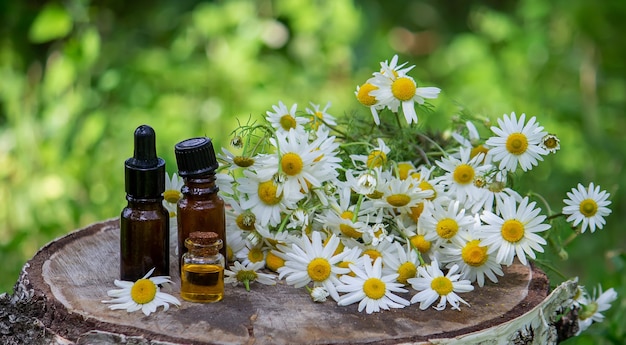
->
<box><xmin>409</xmin><ymin>202</ymin><xmax>425</xmax><ymax>222</ymax></box>
<box><xmin>236</xmin><ymin>269</ymin><xmax>258</xmax><ymax>283</ymax></box>
<box><xmin>163</xmin><ymin>190</ymin><xmax>181</xmax><ymax>204</ymax></box>
<box><xmin>265</xmin><ymin>251</ymin><xmax>285</xmax><ymax>272</ymax></box>
<box><xmin>436</xmin><ymin>218</ymin><xmax>459</xmax><ymax>239</ymax></box>
<box><xmin>363</xmin><ymin>277</ymin><xmax>387</xmax><ymax>300</ymax></box>
<box><xmin>397</xmin><ymin>162</ymin><xmax>413</xmax><ymax>180</ymax></box>
<box><xmin>258</xmin><ymin>180</ymin><xmax>282</xmax><ymax>205</ymax></box>
<box><xmin>130</xmin><ymin>278</ymin><xmax>157</xmax><ymax>305</ymax></box>
<box><xmin>470</xmin><ymin>145</ymin><xmax>489</xmax><ymax>160</ymax></box>
<box><xmin>410</xmin><ymin>234</ymin><xmax>431</xmax><ymax>253</ymax></box>
<box><xmin>431</xmin><ymin>276</ymin><xmax>453</xmax><ymax>296</ymax></box>
<box><xmin>473</xmin><ymin>176</ymin><xmax>487</xmax><ymax>188</ymax></box>
<box><xmin>307</xmin><ymin>258</ymin><xmax>331</xmax><ymax>282</ymax></box>
<box><xmin>579</xmin><ymin>301</ymin><xmax>599</xmax><ymax>321</ymax></box>
<box><xmin>281</xmin><ymin>152</ymin><xmax>304</xmax><ymax>176</ymax></box>
<box><xmin>279</xmin><ymin>114</ymin><xmax>297</xmax><ymax>131</ymax></box>
<box><xmin>233</xmin><ymin>156</ymin><xmax>255</xmax><ymax>168</ymax></box>
<box><xmin>501</xmin><ymin>219</ymin><xmax>525</xmax><ymax>243</ymax></box>
<box><xmin>363</xmin><ymin>249</ymin><xmax>382</xmax><ymax>263</ymax></box>
<box><xmin>310</xmin><ymin>111</ymin><xmax>325</xmax><ymax>130</ymax></box>
<box><xmin>391</xmin><ymin>77</ymin><xmax>416</xmax><ymax>101</ymax></box>
<box><xmin>488</xmin><ymin>181</ymin><xmax>506</xmax><ymax>193</ymax></box>
<box><xmin>367</xmin><ymin>150</ymin><xmax>387</xmax><ymax>168</ymax></box>
<box><xmin>367</xmin><ymin>190</ymin><xmax>384</xmax><ymax>199</ymax></box>
<box><xmin>579</xmin><ymin>198</ymin><xmax>598</xmax><ymax>217</ymax></box>
<box><xmin>397</xmin><ymin>262</ymin><xmax>417</xmax><ymax>284</ymax></box>
<box><xmin>453</xmin><ymin>164</ymin><xmax>475</xmax><ymax>185</ymax></box>
<box><xmin>339</xmin><ymin>211</ymin><xmax>362</xmax><ymax>239</ymax></box>
<box><xmin>356</xmin><ymin>83</ymin><xmax>378</xmax><ymax>106</ymax></box>
<box><xmin>543</xmin><ymin>135</ymin><xmax>559</xmax><ymax>150</ymax></box>
<box><xmin>247</xmin><ymin>247</ymin><xmax>265</xmax><ymax>263</ymax></box>
<box><xmin>506</xmin><ymin>133</ymin><xmax>528</xmax><ymax>155</ymax></box>
<box><xmin>386</xmin><ymin>194</ymin><xmax>411</xmax><ymax>207</ymax></box>
<box><xmin>236</xmin><ymin>212</ymin><xmax>256</xmax><ymax>231</ymax></box>
<box><xmin>337</xmin><ymin>261</ymin><xmax>356</xmax><ymax>277</ymax></box>
<box><xmin>461</xmin><ymin>240</ymin><xmax>489</xmax><ymax>267</ymax></box>
<box><xmin>418</xmin><ymin>180</ymin><xmax>436</xmax><ymax>200</ymax></box>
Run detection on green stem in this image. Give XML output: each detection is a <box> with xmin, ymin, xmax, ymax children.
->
<box><xmin>528</xmin><ymin>191</ymin><xmax>553</xmax><ymax>216</ymax></box>
<box><xmin>394</xmin><ymin>111</ymin><xmax>404</xmax><ymax>130</ymax></box>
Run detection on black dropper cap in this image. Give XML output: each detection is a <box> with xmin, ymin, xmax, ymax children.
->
<box><xmin>174</xmin><ymin>137</ymin><xmax>218</xmax><ymax>177</ymax></box>
<box><xmin>125</xmin><ymin>125</ymin><xmax>166</xmax><ymax>198</ymax></box>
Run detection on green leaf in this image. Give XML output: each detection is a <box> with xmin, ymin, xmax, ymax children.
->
<box><xmin>28</xmin><ymin>4</ymin><xmax>73</xmax><ymax>43</ymax></box>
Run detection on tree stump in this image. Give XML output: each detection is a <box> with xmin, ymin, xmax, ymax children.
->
<box><xmin>1</xmin><ymin>219</ymin><xmax>578</xmax><ymax>345</ymax></box>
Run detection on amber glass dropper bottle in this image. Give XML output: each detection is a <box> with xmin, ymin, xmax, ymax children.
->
<box><xmin>120</xmin><ymin>125</ymin><xmax>170</xmax><ymax>281</ymax></box>
<box><xmin>174</xmin><ymin>137</ymin><xmax>226</xmax><ymax>270</ymax></box>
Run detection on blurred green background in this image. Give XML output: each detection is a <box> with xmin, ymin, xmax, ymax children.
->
<box><xmin>1</xmin><ymin>0</ymin><xmax>624</xmax><ymax>343</ymax></box>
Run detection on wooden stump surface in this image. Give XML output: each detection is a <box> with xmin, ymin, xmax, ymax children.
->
<box><xmin>18</xmin><ymin>218</ymin><xmax>555</xmax><ymax>345</ymax></box>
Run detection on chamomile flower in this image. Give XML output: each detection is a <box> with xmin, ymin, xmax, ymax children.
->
<box><xmin>102</xmin><ymin>268</ymin><xmax>180</xmax><ymax>316</ymax></box>
<box><xmin>435</xmin><ymin>148</ymin><xmax>492</xmax><ymax>205</ymax></box>
<box><xmin>439</xmin><ymin>231</ymin><xmax>503</xmax><ymax>287</ymax></box>
<box><xmin>344</xmin><ymin>168</ymin><xmax>378</xmax><ymax>196</ymax></box>
<box><xmin>479</xmin><ymin>197</ymin><xmax>550</xmax><ymax>266</ymax></box>
<box><xmin>368</xmin><ymin>61</ymin><xmax>440</xmax><ymax>125</ymax></box>
<box><xmin>320</xmin><ymin>203</ymin><xmax>368</xmax><ymax>240</ymax></box>
<box><xmin>163</xmin><ymin>172</ymin><xmax>184</xmax><ymax>217</ymax></box>
<box><xmin>576</xmin><ymin>285</ymin><xmax>618</xmax><ymax>335</ymax></box>
<box><xmin>218</xmin><ymin>147</ymin><xmax>256</xmax><ymax>170</ymax></box>
<box><xmin>420</xmin><ymin>200</ymin><xmax>477</xmax><ymax>247</ymax></box>
<box><xmin>372</xmin><ymin>176</ymin><xmax>434</xmax><ymax>214</ymax></box>
<box><xmin>236</xmin><ymin>243</ymin><xmax>267</xmax><ymax>266</ymax></box>
<box><xmin>309</xmin><ymin>286</ymin><xmax>330</xmax><ymax>302</ymax></box>
<box><xmin>257</xmin><ymin>129</ymin><xmax>338</xmax><ymax>198</ymax></box>
<box><xmin>350</xmin><ymin>138</ymin><xmax>392</xmax><ymax>170</ymax></box>
<box><xmin>396</xmin><ymin>217</ymin><xmax>436</xmax><ymax>259</ymax></box>
<box><xmin>485</xmin><ymin>112</ymin><xmax>548</xmax><ymax>172</ymax></box>
<box><xmin>265</xmin><ymin>101</ymin><xmax>308</xmax><ymax>134</ymax></box>
<box><xmin>306</xmin><ymin>101</ymin><xmax>337</xmax><ymax>130</ymax></box>
<box><xmin>358</xmin><ymin>237</ymin><xmax>396</xmax><ymax>265</ymax></box>
<box><xmin>540</xmin><ymin>134</ymin><xmax>560</xmax><ymax>153</ymax></box>
<box><xmin>337</xmin><ymin>256</ymin><xmax>411</xmax><ymax>314</ymax></box>
<box><xmin>382</xmin><ymin>241</ymin><xmax>420</xmax><ymax>285</ymax></box>
<box><xmin>562</xmin><ymin>182</ymin><xmax>612</xmax><ymax>233</ymax></box>
<box><xmin>224</xmin><ymin>261</ymin><xmax>277</xmax><ymax>291</ymax></box>
<box><xmin>237</xmin><ymin>169</ymin><xmax>301</xmax><ymax>227</ymax></box>
<box><xmin>355</xmin><ymin>82</ymin><xmax>385</xmax><ymax>125</ymax></box>
<box><xmin>408</xmin><ymin>259</ymin><xmax>474</xmax><ymax>311</ymax></box>
<box><xmin>277</xmin><ymin>231</ymin><xmax>349</xmax><ymax>301</ymax></box>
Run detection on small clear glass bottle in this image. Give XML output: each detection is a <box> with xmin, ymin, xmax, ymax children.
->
<box><xmin>180</xmin><ymin>231</ymin><xmax>225</xmax><ymax>303</ymax></box>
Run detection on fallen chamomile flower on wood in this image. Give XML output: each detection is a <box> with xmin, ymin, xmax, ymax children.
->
<box><xmin>102</xmin><ymin>268</ymin><xmax>180</xmax><ymax>316</ymax></box>
<box><xmin>224</xmin><ymin>261</ymin><xmax>277</xmax><ymax>291</ymax></box>
<box><xmin>337</xmin><ymin>255</ymin><xmax>410</xmax><ymax>314</ymax></box>
<box><xmin>408</xmin><ymin>259</ymin><xmax>474</xmax><ymax>311</ymax></box>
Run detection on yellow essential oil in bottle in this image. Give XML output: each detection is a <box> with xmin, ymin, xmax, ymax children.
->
<box><xmin>181</xmin><ymin>231</ymin><xmax>225</xmax><ymax>302</ymax></box>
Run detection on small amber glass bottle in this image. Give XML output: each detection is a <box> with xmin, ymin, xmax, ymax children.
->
<box><xmin>174</xmin><ymin>137</ymin><xmax>226</xmax><ymax>269</ymax></box>
<box><xmin>120</xmin><ymin>125</ymin><xmax>169</xmax><ymax>281</ymax></box>
<box><xmin>181</xmin><ymin>231</ymin><xmax>225</xmax><ymax>302</ymax></box>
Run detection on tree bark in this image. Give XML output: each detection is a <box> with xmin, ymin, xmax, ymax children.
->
<box><xmin>1</xmin><ymin>219</ymin><xmax>578</xmax><ymax>344</ymax></box>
